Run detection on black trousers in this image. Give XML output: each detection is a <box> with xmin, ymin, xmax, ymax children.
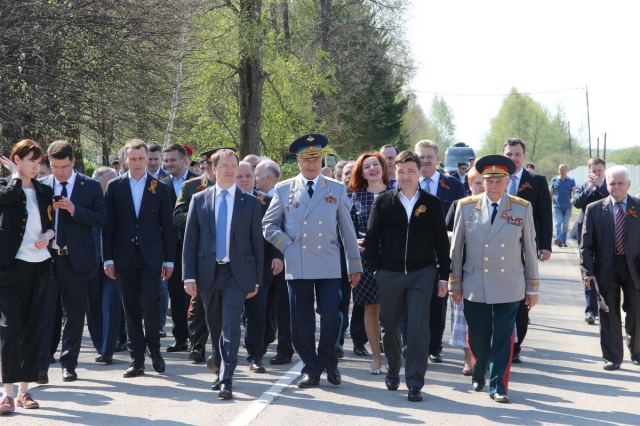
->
<box><xmin>167</xmin><ymin>241</ymin><xmax>189</xmax><ymax>342</ymax></box>
<box><xmin>272</xmin><ymin>270</ymin><xmax>294</xmax><ymax>357</ymax></box>
<box><xmin>116</xmin><ymin>246</ymin><xmax>162</xmax><ymax>365</ymax></box>
<box><xmin>513</xmin><ymin>299</ymin><xmax>529</xmax><ymax>355</ymax></box>
<box><xmin>40</xmin><ymin>254</ymin><xmax>90</xmax><ymax>371</ymax></box>
<box><xmin>429</xmin><ymin>276</ymin><xmax>448</xmax><ymax>356</ymax></box>
<box><xmin>188</xmin><ymin>293</ymin><xmax>208</xmax><ymax>352</ymax></box>
<box><xmin>264</xmin><ymin>279</ymin><xmax>277</xmax><ymax>351</ymax></box>
<box><xmin>244</xmin><ymin>280</ymin><xmax>271</xmax><ymax>361</ymax></box>
<box><xmin>597</xmin><ymin>254</ymin><xmax>640</xmax><ymax>364</ymax></box>
<box><xmin>0</xmin><ymin>259</ymin><xmax>51</xmax><ymax>383</ymax></box>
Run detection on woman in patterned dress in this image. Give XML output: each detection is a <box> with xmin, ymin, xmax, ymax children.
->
<box><xmin>349</xmin><ymin>152</ymin><xmax>391</xmax><ymax>374</ymax></box>
<box><xmin>445</xmin><ymin>164</ymin><xmax>484</xmax><ymax>375</ymax></box>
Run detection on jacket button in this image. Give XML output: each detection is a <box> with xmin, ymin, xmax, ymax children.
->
<box><xmin>484</xmin><ymin>269</ymin><xmax>488</xmax><ymax>272</ymax></box>
<box><xmin>485</xmin><ymin>244</ymin><xmax>489</xmax><ymax>248</ymax></box>
<box><xmin>484</xmin><ymin>257</ymin><xmax>488</xmax><ymax>261</ymax></box>
<box><xmin>20</xmin><ymin>233</ymin><xmax>23</xmax><ymax>236</ymax></box>
<box><xmin>501</xmin><ymin>256</ymin><xmax>505</xmax><ymax>260</ymax></box>
<box><xmin>23</xmin><ymin>218</ymin><xmax>26</xmax><ymax>222</ymax></box>
<box><xmin>501</xmin><ymin>269</ymin><xmax>505</xmax><ymax>273</ymax></box>
<box><xmin>318</xmin><ymin>233</ymin><xmax>322</xmax><ymax>236</ymax></box>
<box><xmin>319</xmin><ymin>221</ymin><xmax>322</xmax><ymax>224</ymax></box>
<box><xmin>303</xmin><ymin>246</ymin><xmax>306</xmax><ymax>249</ymax></box>
<box><xmin>303</xmin><ymin>221</ymin><xmax>307</xmax><ymax>225</ymax></box>
<box><xmin>303</xmin><ymin>234</ymin><xmax>307</xmax><ymax>237</ymax></box>
<box><xmin>501</xmin><ymin>244</ymin><xmax>505</xmax><ymax>247</ymax></box>
<box><xmin>318</xmin><ymin>246</ymin><xmax>321</xmax><ymax>249</ymax></box>
<box><xmin>131</xmin><ymin>238</ymin><xmax>135</xmax><ymax>242</ymax></box>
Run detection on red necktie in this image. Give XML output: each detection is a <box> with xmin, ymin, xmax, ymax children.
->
<box><xmin>615</xmin><ymin>202</ymin><xmax>625</xmax><ymax>254</ymax></box>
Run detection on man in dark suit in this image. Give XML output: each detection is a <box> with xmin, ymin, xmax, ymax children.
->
<box><xmin>503</xmin><ymin>138</ymin><xmax>553</xmax><ymax>363</ymax></box>
<box><xmin>146</xmin><ymin>141</ymin><xmax>169</xmax><ymax>180</ymax></box>
<box><xmin>236</xmin><ymin>161</ymin><xmax>284</xmax><ymax>373</ymax></box>
<box><xmin>37</xmin><ymin>141</ymin><xmax>108</xmax><ymax>383</ymax></box>
<box><xmin>86</xmin><ymin>167</ymin><xmax>122</xmax><ymax>366</ymax></box>
<box><xmin>183</xmin><ymin>149</ymin><xmax>264</xmax><ymax>399</ymax></box>
<box><xmin>572</xmin><ymin>157</ymin><xmax>608</xmax><ymax>324</ymax></box>
<box><xmin>103</xmin><ymin>139</ymin><xmax>177</xmax><ymax>378</ymax></box>
<box><xmin>161</xmin><ymin>144</ymin><xmax>198</xmax><ymax>353</ymax></box>
<box><xmin>414</xmin><ymin>140</ymin><xmax>465</xmax><ymax>363</ymax></box>
<box><xmin>581</xmin><ymin>165</ymin><xmax>640</xmax><ymax>370</ymax></box>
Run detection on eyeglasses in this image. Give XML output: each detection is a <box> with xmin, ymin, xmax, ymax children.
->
<box><xmin>216</xmin><ymin>164</ymin><xmax>237</xmax><ymax>170</ymax></box>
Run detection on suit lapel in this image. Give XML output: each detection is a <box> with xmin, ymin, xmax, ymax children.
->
<box><xmin>304</xmin><ymin>176</ymin><xmax>328</xmax><ymax>218</ymax></box>
<box><xmin>485</xmin><ymin>194</ymin><xmax>511</xmax><ymax>243</ymax></box>
<box><xmin>295</xmin><ymin>175</ymin><xmax>309</xmax><ymax>208</ymax></box>
<box><xmin>120</xmin><ymin>175</ymin><xmax>136</xmax><ymax>217</ymax></box>
<box><xmin>602</xmin><ymin>197</ymin><xmax>615</xmax><ymax>238</ymax></box>
<box><xmin>138</xmin><ymin>173</ymin><xmax>154</xmax><ymax>217</ymax></box>
<box><xmin>206</xmin><ymin>187</ymin><xmax>217</xmax><ymax>237</ymax></box>
<box><xmin>230</xmin><ymin>187</ymin><xmax>245</xmax><ymax>237</ymax></box>
<box><xmin>70</xmin><ymin>173</ymin><xmax>86</xmax><ymax>203</ymax></box>
<box><xmin>473</xmin><ymin>196</ymin><xmax>490</xmax><ymax>237</ymax></box>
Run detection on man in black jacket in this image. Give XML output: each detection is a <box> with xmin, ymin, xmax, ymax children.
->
<box><xmin>364</xmin><ymin>150</ymin><xmax>450</xmax><ymax>403</ymax></box>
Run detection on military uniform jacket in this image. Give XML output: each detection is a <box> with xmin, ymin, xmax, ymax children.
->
<box><xmin>263</xmin><ymin>174</ymin><xmax>362</xmax><ymax>280</ymax></box>
<box><xmin>173</xmin><ymin>174</ymin><xmax>213</xmax><ymax>228</ymax></box>
<box><xmin>448</xmin><ymin>193</ymin><xmax>539</xmax><ymax>304</ymax></box>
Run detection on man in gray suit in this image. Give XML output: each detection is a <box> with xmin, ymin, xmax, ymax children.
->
<box><xmin>581</xmin><ymin>165</ymin><xmax>640</xmax><ymax>370</ymax></box>
<box><xmin>449</xmin><ymin>155</ymin><xmax>539</xmax><ymax>404</ymax></box>
<box><xmin>182</xmin><ymin>149</ymin><xmax>264</xmax><ymax>399</ymax></box>
<box><xmin>263</xmin><ymin>134</ymin><xmax>362</xmax><ymax>388</ymax></box>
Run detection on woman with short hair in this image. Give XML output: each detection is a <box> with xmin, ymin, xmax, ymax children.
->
<box><xmin>0</xmin><ymin>140</ymin><xmax>55</xmax><ymax>414</ymax></box>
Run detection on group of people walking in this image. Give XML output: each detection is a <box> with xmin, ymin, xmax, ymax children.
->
<box><xmin>1</xmin><ymin>132</ymin><xmax>638</xmax><ymax>414</ymax></box>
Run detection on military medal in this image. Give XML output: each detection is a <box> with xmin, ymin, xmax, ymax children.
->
<box><xmin>325</xmin><ymin>189</ymin><xmax>337</xmax><ymax>204</ymax></box>
<box><xmin>500</xmin><ymin>211</ymin><xmax>508</xmax><ymax>220</ymax></box>
<box><xmin>286</xmin><ymin>189</ymin><xmax>298</xmax><ymax>211</ymax></box>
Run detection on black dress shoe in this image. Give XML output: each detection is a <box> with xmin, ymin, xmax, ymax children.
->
<box><xmin>353</xmin><ymin>346</ymin><xmax>369</xmax><ymax>356</ymax></box>
<box><xmin>114</xmin><ymin>341</ymin><xmax>127</xmax><ymax>352</ymax></box>
<box><xmin>269</xmin><ymin>354</ymin><xmax>292</xmax><ymax>365</ymax></box>
<box><xmin>408</xmin><ymin>386</ymin><xmax>424</xmax><ymax>402</ymax></box>
<box><xmin>50</xmin><ymin>355</ymin><xmax>57</xmax><ymax>364</ymax></box>
<box><xmin>632</xmin><ymin>357</ymin><xmax>640</xmax><ymax>366</ymax></box>
<box><xmin>336</xmin><ymin>345</ymin><xmax>345</xmax><ymax>359</ymax></box>
<box><xmin>472</xmin><ymin>377</ymin><xmax>486</xmax><ymax>392</ymax></box>
<box><xmin>585</xmin><ymin>313</ymin><xmax>596</xmax><ymax>324</ymax></box>
<box><xmin>158</xmin><ymin>329</ymin><xmax>167</xmax><ymax>338</ymax></box>
<box><xmin>512</xmin><ymin>354</ymin><xmax>523</xmax><ymax>363</ymax></box>
<box><xmin>207</xmin><ymin>355</ymin><xmax>220</xmax><ymax>373</ymax></box>
<box><xmin>326</xmin><ymin>368</ymin><xmax>341</xmax><ymax>385</ymax></box>
<box><xmin>429</xmin><ymin>354</ymin><xmax>443</xmax><ymax>363</ymax></box>
<box><xmin>385</xmin><ymin>375</ymin><xmax>400</xmax><ymax>391</ymax></box>
<box><xmin>95</xmin><ymin>354</ymin><xmax>113</xmax><ymax>365</ymax></box>
<box><xmin>211</xmin><ymin>377</ymin><xmax>221</xmax><ymax>391</ymax></box>
<box><xmin>218</xmin><ymin>382</ymin><xmax>233</xmax><ymax>399</ymax></box>
<box><xmin>123</xmin><ymin>363</ymin><xmax>145</xmax><ymax>378</ymax></box>
<box><xmin>166</xmin><ymin>340</ymin><xmax>189</xmax><ymax>352</ymax></box>
<box><xmin>35</xmin><ymin>369</ymin><xmax>49</xmax><ymax>385</ymax></box>
<box><xmin>603</xmin><ymin>361</ymin><xmax>620</xmax><ymax>371</ymax></box>
<box><xmin>62</xmin><ymin>368</ymin><xmax>78</xmax><ymax>382</ymax></box>
<box><xmin>491</xmin><ymin>392</ymin><xmax>510</xmax><ymax>403</ymax></box>
<box><xmin>149</xmin><ymin>350</ymin><xmax>166</xmax><ymax>373</ymax></box>
<box><xmin>298</xmin><ymin>374</ymin><xmax>320</xmax><ymax>388</ymax></box>
<box><xmin>249</xmin><ymin>359</ymin><xmax>266</xmax><ymax>373</ymax></box>
<box><xmin>188</xmin><ymin>346</ymin><xmax>205</xmax><ymax>362</ymax></box>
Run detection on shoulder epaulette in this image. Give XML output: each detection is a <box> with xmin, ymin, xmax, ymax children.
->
<box><xmin>276</xmin><ymin>177</ymin><xmax>296</xmax><ymax>187</ymax></box>
<box><xmin>323</xmin><ymin>176</ymin><xmax>344</xmax><ymax>185</ymax></box>
<box><xmin>460</xmin><ymin>195</ymin><xmax>481</xmax><ymax>206</ymax></box>
<box><xmin>508</xmin><ymin>194</ymin><xmax>529</xmax><ymax>207</ymax></box>
<box><xmin>184</xmin><ymin>176</ymin><xmax>200</xmax><ymax>184</ymax></box>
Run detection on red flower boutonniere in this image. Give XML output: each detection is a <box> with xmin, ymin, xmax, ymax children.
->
<box><xmin>518</xmin><ymin>182</ymin><xmax>533</xmax><ymax>193</ymax></box>
<box><xmin>258</xmin><ymin>193</ymin><xmax>267</xmax><ymax>205</ymax></box>
<box><xmin>625</xmin><ymin>208</ymin><xmax>637</xmax><ymax>218</ymax></box>
<box><xmin>414</xmin><ymin>205</ymin><xmax>427</xmax><ymax>217</ymax></box>
<box><xmin>439</xmin><ymin>178</ymin><xmax>450</xmax><ymax>190</ymax></box>
<box><xmin>148</xmin><ymin>180</ymin><xmax>158</xmax><ymax>195</ymax></box>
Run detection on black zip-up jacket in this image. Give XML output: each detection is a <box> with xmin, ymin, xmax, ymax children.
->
<box><xmin>364</xmin><ymin>187</ymin><xmax>451</xmax><ymax>281</ymax></box>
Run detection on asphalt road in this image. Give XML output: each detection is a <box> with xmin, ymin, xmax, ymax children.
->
<box><xmin>4</xmin><ymin>242</ymin><xmax>640</xmax><ymax>425</ymax></box>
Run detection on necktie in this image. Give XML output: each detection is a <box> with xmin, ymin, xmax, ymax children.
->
<box><xmin>307</xmin><ymin>180</ymin><xmax>314</xmax><ymax>198</ymax></box>
<box><xmin>56</xmin><ymin>182</ymin><xmax>68</xmax><ymax>248</ymax></box>
<box><xmin>615</xmin><ymin>202</ymin><xmax>625</xmax><ymax>254</ymax></box>
<box><xmin>509</xmin><ymin>175</ymin><xmax>518</xmax><ymax>195</ymax></box>
<box><xmin>490</xmin><ymin>202</ymin><xmax>499</xmax><ymax>225</ymax></box>
<box><xmin>424</xmin><ymin>178</ymin><xmax>433</xmax><ymax>194</ymax></box>
<box><xmin>216</xmin><ymin>190</ymin><xmax>228</xmax><ymax>261</ymax></box>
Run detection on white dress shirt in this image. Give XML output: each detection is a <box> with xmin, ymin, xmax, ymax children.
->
<box><xmin>611</xmin><ymin>195</ymin><xmax>628</xmax><ymax>227</ymax></box>
<box><xmin>300</xmin><ymin>174</ymin><xmax>320</xmax><ymax>193</ymax></box>
<box><xmin>419</xmin><ymin>170</ymin><xmax>440</xmax><ymax>195</ymax></box>
<box><xmin>16</xmin><ymin>188</ymin><xmax>52</xmax><ymax>263</ymax></box>
<box><xmin>399</xmin><ymin>189</ymin><xmax>420</xmax><ymax>221</ymax></box>
<box><xmin>52</xmin><ymin>171</ymin><xmax>77</xmax><ymax>250</ymax></box>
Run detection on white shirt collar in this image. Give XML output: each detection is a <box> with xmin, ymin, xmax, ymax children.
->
<box><xmin>215</xmin><ymin>183</ymin><xmax>237</xmax><ymax>197</ymax></box>
<box><xmin>173</xmin><ymin>168</ymin><xmax>189</xmax><ymax>181</ymax></box>
<box><xmin>484</xmin><ymin>193</ymin><xmax>504</xmax><ymax>208</ymax></box>
<box><xmin>399</xmin><ymin>188</ymin><xmax>420</xmax><ymax>203</ymax></box>
<box><xmin>420</xmin><ymin>170</ymin><xmax>440</xmax><ymax>184</ymax></box>
<box><xmin>513</xmin><ymin>167</ymin><xmax>524</xmax><ymax>180</ymax></box>
<box><xmin>610</xmin><ymin>195</ymin><xmax>627</xmax><ymax>207</ymax></box>
<box><xmin>54</xmin><ymin>170</ymin><xmax>77</xmax><ymax>187</ymax></box>
<box><xmin>128</xmin><ymin>171</ymin><xmax>148</xmax><ymax>182</ymax></box>
<box><xmin>300</xmin><ymin>174</ymin><xmax>320</xmax><ymax>188</ymax></box>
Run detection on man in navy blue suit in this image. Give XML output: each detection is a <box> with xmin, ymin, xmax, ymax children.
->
<box><xmin>415</xmin><ymin>140</ymin><xmax>465</xmax><ymax>363</ymax></box>
<box><xmin>103</xmin><ymin>139</ymin><xmax>177</xmax><ymax>378</ymax></box>
<box><xmin>37</xmin><ymin>141</ymin><xmax>108</xmax><ymax>383</ymax></box>
<box><xmin>161</xmin><ymin>144</ymin><xmax>198</xmax><ymax>353</ymax></box>
<box><xmin>183</xmin><ymin>149</ymin><xmax>264</xmax><ymax>399</ymax></box>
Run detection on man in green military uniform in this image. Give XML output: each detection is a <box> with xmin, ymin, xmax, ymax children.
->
<box><xmin>173</xmin><ymin>147</ymin><xmax>235</xmax><ymax>366</ymax></box>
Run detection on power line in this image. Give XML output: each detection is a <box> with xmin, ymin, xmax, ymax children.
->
<box><xmin>411</xmin><ymin>87</ymin><xmax>585</xmax><ymax>97</ymax></box>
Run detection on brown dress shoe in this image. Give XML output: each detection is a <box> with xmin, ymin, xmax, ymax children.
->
<box><xmin>16</xmin><ymin>392</ymin><xmax>39</xmax><ymax>409</ymax></box>
<box><xmin>0</xmin><ymin>395</ymin><xmax>15</xmax><ymax>414</ymax></box>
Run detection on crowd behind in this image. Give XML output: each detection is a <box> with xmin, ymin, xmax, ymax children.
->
<box><xmin>0</xmin><ymin>134</ymin><xmax>638</xmax><ymax>413</ymax></box>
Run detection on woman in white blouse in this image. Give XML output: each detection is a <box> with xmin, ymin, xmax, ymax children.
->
<box><xmin>0</xmin><ymin>140</ymin><xmax>55</xmax><ymax>414</ymax></box>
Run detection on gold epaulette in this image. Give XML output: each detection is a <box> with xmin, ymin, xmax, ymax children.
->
<box><xmin>184</xmin><ymin>176</ymin><xmax>200</xmax><ymax>184</ymax></box>
<box><xmin>323</xmin><ymin>176</ymin><xmax>344</xmax><ymax>185</ymax></box>
<box><xmin>460</xmin><ymin>195</ymin><xmax>481</xmax><ymax>206</ymax></box>
<box><xmin>275</xmin><ymin>177</ymin><xmax>296</xmax><ymax>188</ymax></box>
<box><xmin>508</xmin><ymin>194</ymin><xmax>529</xmax><ymax>207</ymax></box>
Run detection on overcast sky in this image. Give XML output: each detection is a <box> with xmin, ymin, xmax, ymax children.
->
<box><xmin>405</xmin><ymin>0</ymin><xmax>640</xmax><ymax>153</ymax></box>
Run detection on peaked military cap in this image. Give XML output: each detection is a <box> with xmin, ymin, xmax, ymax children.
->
<box><xmin>289</xmin><ymin>133</ymin><xmax>328</xmax><ymax>159</ymax></box>
<box><xmin>475</xmin><ymin>155</ymin><xmax>516</xmax><ymax>178</ymax></box>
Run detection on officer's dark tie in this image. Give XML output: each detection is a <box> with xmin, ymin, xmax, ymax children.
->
<box><xmin>307</xmin><ymin>180</ymin><xmax>314</xmax><ymax>198</ymax></box>
<box><xmin>56</xmin><ymin>181</ymin><xmax>68</xmax><ymax>248</ymax></box>
<box><xmin>490</xmin><ymin>202</ymin><xmax>499</xmax><ymax>225</ymax></box>
<box><xmin>615</xmin><ymin>201</ymin><xmax>625</xmax><ymax>254</ymax></box>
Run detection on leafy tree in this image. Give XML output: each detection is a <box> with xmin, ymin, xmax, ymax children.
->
<box><xmin>425</xmin><ymin>95</ymin><xmax>456</xmax><ymax>147</ymax></box>
<box><xmin>606</xmin><ymin>147</ymin><xmax>640</xmax><ymax>165</ymax></box>
<box><xmin>402</xmin><ymin>93</ymin><xmax>430</xmax><ymax>147</ymax></box>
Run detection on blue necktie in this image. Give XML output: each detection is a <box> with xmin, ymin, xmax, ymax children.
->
<box><xmin>216</xmin><ymin>189</ymin><xmax>228</xmax><ymax>261</ymax></box>
<box><xmin>509</xmin><ymin>175</ymin><xmax>518</xmax><ymax>195</ymax></box>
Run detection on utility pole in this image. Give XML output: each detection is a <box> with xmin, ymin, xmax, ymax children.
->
<box><xmin>586</xmin><ymin>86</ymin><xmax>592</xmax><ymax>157</ymax></box>
<box><xmin>567</xmin><ymin>121</ymin><xmax>571</xmax><ymax>155</ymax></box>
<box><xmin>597</xmin><ymin>137</ymin><xmax>599</xmax><ymax>158</ymax></box>
<box><xmin>603</xmin><ymin>133</ymin><xmax>607</xmax><ymax>161</ymax></box>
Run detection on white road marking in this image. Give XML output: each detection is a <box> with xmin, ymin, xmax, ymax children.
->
<box><xmin>229</xmin><ymin>361</ymin><xmax>303</xmax><ymax>426</ymax></box>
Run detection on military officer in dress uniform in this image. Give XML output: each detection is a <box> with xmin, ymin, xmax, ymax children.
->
<box><xmin>448</xmin><ymin>155</ymin><xmax>539</xmax><ymax>404</ymax></box>
<box><xmin>263</xmin><ymin>133</ymin><xmax>362</xmax><ymax>388</ymax></box>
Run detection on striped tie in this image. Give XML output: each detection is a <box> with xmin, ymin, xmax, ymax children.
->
<box><xmin>615</xmin><ymin>202</ymin><xmax>625</xmax><ymax>254</ymax></box>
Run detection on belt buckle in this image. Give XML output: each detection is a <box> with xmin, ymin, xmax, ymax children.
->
<box><xmin>57</xmin><ymin>249</ymin><xmax>68</xmax><ymax>255</ymax></box>
<box><xmin>216</xmin><ymin>260</ymin><xmax>228</xmax><ymax>265</ymax></box>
